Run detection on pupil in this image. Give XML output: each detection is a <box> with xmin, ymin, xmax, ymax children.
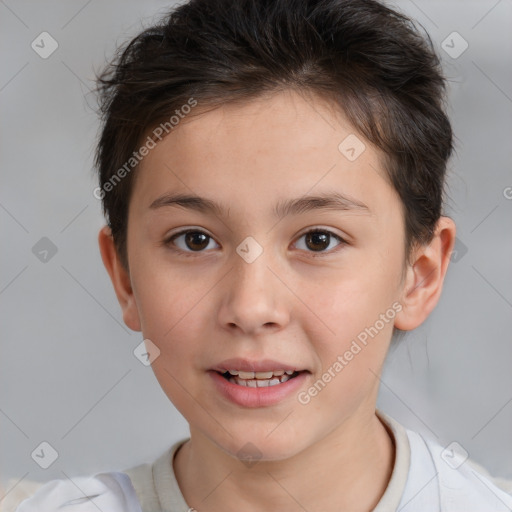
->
<box><xmin>306</xmin><ymin>231</ymin><xmax>329</xmax><ymax>251</ymax></box>
<box><xmin>186</xmin><ymin>232</ymin><xmax>209</xmax><ymax>251</ymax></box>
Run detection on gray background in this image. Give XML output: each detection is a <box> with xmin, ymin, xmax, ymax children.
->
<box><xmin>1</xmin><ymin>0</ymin><xmax>511</xmax><ymax>492</ymax></box>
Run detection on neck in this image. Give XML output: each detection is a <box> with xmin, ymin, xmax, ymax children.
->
<box><xmin>174</xmin><ymin>409</ymin><xmax>395</xmax><ymax>512</ymax></box>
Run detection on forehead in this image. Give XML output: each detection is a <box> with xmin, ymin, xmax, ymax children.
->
<box><xmin>131</xmin><ymin>89</ymin><xmax>397</xmax><ymax>219</ymax></box>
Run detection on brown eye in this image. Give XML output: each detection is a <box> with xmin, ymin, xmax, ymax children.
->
<box><xmin>165</xmin><ymin>229</ymin><xmax>218</xmax><ymax>254</ymax></box>
<box><xmin>305</xmin><ymin>231</ymin><xmax>329</xmax><ymax>251</ymax></box>
<box><xmin>183</xmin><ymin>231</ymin><xmax>209</xmax><ymax>251</ymax></box>
<box><xmin>164</xmin><ymin>227</ymin><xmax>346</xmax><ymax>258</ymax></box>
<box><xmin>294</xmin><ymin>229</ymin><xmax>346</xmax><ymax>256</ymax></box>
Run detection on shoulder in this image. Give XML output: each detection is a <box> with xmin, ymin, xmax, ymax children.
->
<box><xmin>0</xmin><ymin>472</ymin><xmax>142</xmax><ymax>512</ymax></box>
<box><xmin>1</xmin><ymin>440</ymin><xmax>189</xmax><ymax>512</ymax></box>
<box><xmin>120</xmin><ymin>439</ymin><xmax>191</xmax><ymax>511</ymax></box>
<box><xmin>1</xmin><ymin>478</ymin><xmax>45</xmax><ymax>512</ymax></box>
<box><xmin>407</xmin><ymin>427</ymin><xmax>512</xmax><ymax>511</ymax></box>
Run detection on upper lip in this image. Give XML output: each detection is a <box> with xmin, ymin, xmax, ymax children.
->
<box><xmin>211</xmin><ymin>358</ymin><xmax>307</xmax><ymax>373</ymax></box>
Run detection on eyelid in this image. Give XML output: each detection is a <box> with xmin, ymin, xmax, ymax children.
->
<box><xmin>295</xmin><ymin>226</ymin><xmax>347</xmax><ymax>241</ymax></box>
<box><xmin>163</xmin><ymin>227</ymin><xmax>219</xmax><ymax>256</ymax></box>
<box><xmin>294</xmin><ymin>227</ymin><xmax>347</xmax><ymax>257</ymax></box>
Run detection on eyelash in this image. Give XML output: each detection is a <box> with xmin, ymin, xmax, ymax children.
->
<box><xmin>163</xmin><ymin>228</ymin><xmax>347</xmax><ymax>258</ymax></box>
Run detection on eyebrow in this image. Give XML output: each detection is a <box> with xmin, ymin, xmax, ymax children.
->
<box><xmin>149</xmin><ymin>191</ymin><xmax>371</xmax><ymax>218</ymax></box>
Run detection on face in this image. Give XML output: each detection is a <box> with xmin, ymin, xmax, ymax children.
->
<box><xmin>114</xmin><ymin>89</ymin><xmax>412</xmax><ymax>460</ymax></box>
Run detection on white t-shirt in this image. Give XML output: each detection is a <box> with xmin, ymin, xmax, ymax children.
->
<box><xmin>3</xmin><ymin>409</ymin><xmax>512</xmax><ymax>511</ymax></box>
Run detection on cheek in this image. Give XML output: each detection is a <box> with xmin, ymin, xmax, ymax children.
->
<box><xmin>316</xmin><ymin>261</ymin><xmax>397</xmax><ymax>329</ymax></box>
<box><xmin>308</xmin><ymin>260</ymin><xmax>398</xmax><ymax>377</ymax></box>
<box><xmin>131</xmin><ymin>242</ymin><xmax>194</xmax><ymax>315</ymax></box>
<box><xmin>303</xmin><ymin>282</ymin><xmax>395</xmax><ymax>418</ymax></box>
<box><xmin>133</xmin><ymin>268</ymin><xmax>209</xmax><ymax>410</ymax></box>
<box><xmin>130</xmin><ymin>256</ymin><xmax>207</xmax><ymax>360</ymax></box>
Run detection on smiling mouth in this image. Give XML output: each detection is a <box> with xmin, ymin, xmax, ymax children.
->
<box><xmin>218</xmin><ymin>369</ymin><xmax>302</xmax><ymax>387</ymax></box>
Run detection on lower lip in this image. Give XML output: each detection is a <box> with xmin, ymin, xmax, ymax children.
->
<box><xmin>208</xmin><ymin>371</ymin><xmax>309</xmax><ymax>408</ymax></box>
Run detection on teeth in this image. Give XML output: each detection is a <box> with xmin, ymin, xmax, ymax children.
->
<box><xmin>255</xmin><ymin>371</ymin><xmax>274</xmax><ymax>379</ymax></box>
<box><xmin>227</xmin><ymin>373</ymin><xmax>294</xmax><ymax>387</ymax></box>
<box><xmin>225</xmin><ymin>369</ymin><xmax>296</xmax><ymax>379</ymax></box>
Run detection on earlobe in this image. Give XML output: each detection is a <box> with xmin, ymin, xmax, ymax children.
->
<box><xmin>394</xmin><ymin>217</ymin><xmax>456</xmax><ymax>331</ymax></box>
<box><xmin>98</xmin><ymin>226</ymin><xmax>142</xmax><ymax>332</ymax></box>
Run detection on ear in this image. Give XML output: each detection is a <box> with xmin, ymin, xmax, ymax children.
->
<box><xmin>394</xmin><ymin>216</ymin><xmax>456</xmax><ymax>331</ymax></box>
<box><xmin>98</xmin><ymin>225</ymin><xmax>142</xmax><ymax>332</ymax></box>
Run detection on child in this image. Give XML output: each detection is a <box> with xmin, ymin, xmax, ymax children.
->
<box><xmin>3</xmin><ymin>0</ymin><xmax>512</xmax><ymax>510</ymax></box>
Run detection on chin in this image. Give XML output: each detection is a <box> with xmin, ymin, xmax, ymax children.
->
<box><xmin>212</xmin><ymin>429</ymin><xmax>312</xmax><ymax>464</ymax></box>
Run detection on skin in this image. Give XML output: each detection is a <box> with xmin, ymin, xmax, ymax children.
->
<box><xmin>99</xmin><ymin>89</ymin><xmax>456</xmax><ymax>512</ymax></box>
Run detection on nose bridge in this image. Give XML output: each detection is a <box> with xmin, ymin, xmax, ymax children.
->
<box><xmin>219</xmin><ymin>235</ymin><xmax>289</xmax><ymax>333</ymax></box>
<box><xmin>235</xmin><ymin>245</ymin><xmax>271</xmax><ymax>291</ymax></box>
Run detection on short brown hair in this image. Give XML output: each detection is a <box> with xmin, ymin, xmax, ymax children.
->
<box><xmin>95</xmin><ymin>0</ymin><xmax>454</xmax><ymax>274</ymax></box>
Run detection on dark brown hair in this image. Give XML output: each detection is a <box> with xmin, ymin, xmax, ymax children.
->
<box><xmin>94</xmin><ymin>0</ymin><xmax>454</xmax><ymax>276</ymax></box>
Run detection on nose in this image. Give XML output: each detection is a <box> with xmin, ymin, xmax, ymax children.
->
<box><xmin>217</xmin><ymin>246</ymin><xmax>291</xmax><ymax>336</ymax></box>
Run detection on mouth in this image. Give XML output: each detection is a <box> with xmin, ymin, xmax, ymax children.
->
<box><xmin>209</xmin><ymin>367</ymin><xmax>310</xmax><ymax>407</ymax></box>
<box><xmin>217</xmin><ymin>369</ymin><xmax>303</xmax><ymax>388</ymax></box>
<box><xmin>209</xmin><ymin>358</ymin><xmax>310</xmax><ymax>407</ymax></box>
